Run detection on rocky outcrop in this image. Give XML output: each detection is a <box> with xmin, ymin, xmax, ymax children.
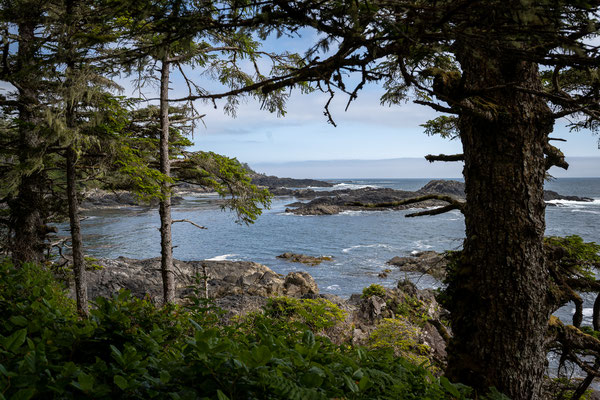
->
<box><xmin>81</xmin><ymin>189</ymin><xmax>183</xmax><ymax>209</ymax></box>
<box><xmin>387</xmin><ymin>251</ymin><xmax>448</xmax><ymax>280</ymax></box>
<box><xmin>543</xmin><ymin>190</ymin><xmax>593</xmax><ymax>202</ymax></box>
<box><xmin>284</xmin><ymin>183</ymin><xmax>461</xmax><ymax>215</ymax></box>
<box><xmin>417</xmin><ymin>180</ymin><xmax>465</xmax><ymax>197</ymax></box>
<box><xmin>77</xmin><ymin>257</ymin><xmax>318</xmax><ymax>315</ymax></box>
<box><xmin>250</xmin><ymin>174</ymin><xmax>333</xmax><ymax>189</ymax></box>
<box><xmin>70</xmin><ymin>256</ymin><xmax>449</xmax><ymax>367</ymax></box>
<box><xmin>277</xmin><ymin>252</ymin><xmax>334</xmax><ymax>266</ymax></box>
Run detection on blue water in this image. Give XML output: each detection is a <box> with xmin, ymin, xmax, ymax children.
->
<box><xmin>66</xmin><ymin>178</ymin><xmax>600</xmax><ymax>301</ymax></box>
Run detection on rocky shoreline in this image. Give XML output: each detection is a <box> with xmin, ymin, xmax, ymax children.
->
<box><xmin>80</xmin><ymin>177</ymin><xmax>593</xmax><ymax>212</ymax></box>
<box><xmin>67</xmin><ymin>256</ymin><xmax>448</xmax><ymax>365</ymax></box>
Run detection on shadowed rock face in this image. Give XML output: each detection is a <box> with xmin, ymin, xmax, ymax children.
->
<box><xmin>76</xmin><ymin>257</ymin><xmax>318</xmax><ymax>310</ymax></box>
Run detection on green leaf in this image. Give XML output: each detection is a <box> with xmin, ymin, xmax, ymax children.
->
<box><xmin>78</xmin><ymin>372</ymin><xmax>94</xmax><ymax>392</ymax></box>
<box><xmin>343</xmin><ymin>374</ymin><xmax>359</xmax><ymax>393</ymax></box>
<box><xmin>9</xmin><ymin>316</ymin><xmax>28</xmax><ymax>327</ymax></box>
<box><xmin>0</xmin><ymin>363</ymin><xmax>8</xmax><ymax>376</ymax></box>
<box><xmin>216</xmin><ymin>389</ymin><xmax>230</xmax><ymax>400</ymax></box>
<box><xmin>10</xmin><ymin>388</ymin><xmax>35</xmax><ymax>400</ymax></box>
<box><xmin>252</xmin><ymin>345</ymin><xmax>272</xmax><ymax>365</ymax></box>
<box><xmin>160</xmin><ymin>370</ymin><xmax>171</xmax><ymax>384</ymax></box>
<box><xmin>440</xmin><ymin>376</ymin><xmax>461</xmax><ymax>398</ymax></box>
<box><xmin>114</xmin><ymin>375</ymin><xmax>129</xmax><ymax>390</ymax></box>
<box><xmin>4</xmin><ymin>328</ymin><xmax>27</xmax><ymax>352</ymax></box>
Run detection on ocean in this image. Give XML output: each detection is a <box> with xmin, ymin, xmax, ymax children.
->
<box><xmin>65</xmin><ymin>178</ymin><xmax>600</xmax><ymax>323</ymax></box>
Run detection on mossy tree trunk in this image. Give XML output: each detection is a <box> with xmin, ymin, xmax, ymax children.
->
<box><xmin>8</xmin><ymin>17</ymin><xmax>48</xmax><ymax>266</ymax></box>
<box><xmin>445</xmin><ymin>46</ymin><xmax>552</xmax><ymax>399</ymax></box>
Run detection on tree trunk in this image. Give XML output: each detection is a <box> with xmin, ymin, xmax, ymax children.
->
<box><xmin>445</xmin><ymin>51</ymin><xmax>553</xmax><ymax>399</ymax></box>
<box><xmin>159</xmin><ymin>58</ymin><xmax>175</xmax><ymax>304</ymax></box>
<box><xmin>9</xmin><ymin>18</ymin><xmax>47</xmax><ymax>266</ymax></box>
<box><xmin>66</xmin><ymin>146</ymin><xmax>88</xmax><ymax>316</ymax></box>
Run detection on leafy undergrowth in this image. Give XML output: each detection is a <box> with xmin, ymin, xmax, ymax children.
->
<box><xmin>0</xmin><ymin>261</ymin><xmax>507</xmax><ymax>399</ymax></box>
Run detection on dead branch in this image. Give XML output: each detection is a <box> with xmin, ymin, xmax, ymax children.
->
<box><xmin>406</xmin><ymin>203</ymin><xmax>462</xmax><ymax>217</ymax></box>
<box><xmin>425</xmin><ymin>153</ymin><xmax>464</xmax><ymax>162</ymax></box>
<box><xmin>172</xmin><ymin>219</ymin><xmax>207</xmax><ymax>230</ymax></box>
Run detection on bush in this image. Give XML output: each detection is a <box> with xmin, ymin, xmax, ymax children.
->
<box><xmin>361</xmin><ymin>284</ymin><xmax>386</xmax><ymax>299</ymax></box>
<box><xmin>0</xmin><ymin>260</ymin><xmax>474</xmax><ymax>399</ymax></box>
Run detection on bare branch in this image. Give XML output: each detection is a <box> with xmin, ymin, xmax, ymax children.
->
<box><xmin>172</xmin><ymin>219</ymin><xmax>207</xmax><ymax>230</ymax></box>
<box><xmin>425</xmin><ymin>153</ymin><xmax>464</xmax><ymax>162</ymax></box>
<box><xmin>406</xmin><ymin>204</ymin><xmax>462</xmax><ymax>217</ymax></box>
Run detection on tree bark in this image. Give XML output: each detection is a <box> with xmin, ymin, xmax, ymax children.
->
<box><xmin>66</xmin><ymin>146</ymin><xmax>88</xmax><ymax>316</ymax></box>
<box><xmin>445</xmin><ymin>48</ymin><xmax>553</xmax><ymax>399</ymax></box>
<box><xmin>8</xmin><ymin>18</ymin><xmax>48</xmax><ymax>266</ymax></box>
<box><xmin>159</xmin><ymin>57</ymin><xmax>175</xmax><ymax>304</ymax></box>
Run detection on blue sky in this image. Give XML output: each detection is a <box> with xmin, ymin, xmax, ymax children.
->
<box><xmin>127</xmin><ymin>29</ymin><xmax>600</xmax><ymax>179</ymax></box>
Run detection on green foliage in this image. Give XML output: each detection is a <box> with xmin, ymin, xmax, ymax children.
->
<box><xmin>361</xmin><ymin>284</ymin><xmax>386</xmax><ymax>299</ymax></box>
<box><xmin>261</xmin><ymin>296</ymin><xmax>347</xmax><ymax>333</ymax></box>
<box><xmin>545</xmin><ymin>235</ymin><xmax>600</xmax><ymax>280</ymax></box>
<box><xmin>420</xmin><ymin>116</ymin><xmax>459</xmax><ymax>139</ymax></box>
<box><xmin>367</xmin><ymin>317</ymin><xmax>430</xmax><ymax>366</ymax></box>
<box><xmin>0</xmin><ymin>261</ymin><xmax>475</xmax><ymax>399</ymax></box>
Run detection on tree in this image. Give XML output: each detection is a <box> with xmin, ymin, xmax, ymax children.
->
<box><xmin>213</xmin><ymin>1</ymin><xmax>599</xmax><ymax>398</ymax></box>
<box><xmin>117</xmin><ymin>0</ymin><xmax>292</xmax><ymax>304</ymax></box>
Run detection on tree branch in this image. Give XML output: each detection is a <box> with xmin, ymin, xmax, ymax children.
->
<box><xmin>425</xmin><ymin>153</ymin><xmax>464</xmax><ymax>162</ymax></box>
<box><xmin>172</xmin><ymin>219</ymin><xmax>207</xmax><ymax>230</ymax></box>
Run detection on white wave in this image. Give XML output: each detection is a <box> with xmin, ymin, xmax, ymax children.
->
<box><xmin>338</xmin><ymin>210</ymin><xmax>367</xmax><ymax>216</ymax></box>
<box><xmin>326</xmin><ymin>285</ymin><xmax>340</xmax><ymax>291</ymax></box>
<box><xmin>546</xmin><ymin>199</ymin><xmax>600</xmax><ymax>207</ymax></box>
<box><xmin>571</xmin><ymin>209</ymin><xmax>600</xmax><ymax>215</ymax></box>
<box><xmin>342</xmin><ymin>244</ymin><xmax>390</xmax><ymax>253</ymax></box>
<box><xmin>206</xmin><ymin>254</ymin><xmax>239</xmax><ymax>261</ymax></box>
<box><xmin>332</xmin><ymin>183</ymin><xmax>379</xmax><ymax>190</ymax></box>
<box><xmin>413</xmin><ymin>240</ymin><xmax>433</xmax><ymax>249</ymax></box>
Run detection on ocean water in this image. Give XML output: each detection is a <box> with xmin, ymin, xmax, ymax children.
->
<box><xmin>66</xmin><ymin>178</ymin><xmax>600</xmax><ymax>320</ymax></box>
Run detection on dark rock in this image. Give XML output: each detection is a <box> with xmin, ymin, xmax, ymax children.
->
<box><xmin>285</xmin><ymin>181</ymin><xmax>464</xmax><ymax>215</ymax></box>
<box><xmin>358</xmin><ymin>295</ymin><xmax>387</xmax><ymax>324</ymax></box>
<box><xmin>277</xmin><ymin>252</ymin><xmax>333</xmax><ymax>266</ymax></box>
<box><xmin>81</xmin><ymin>257</ymin><xmax>317</xmax><ymax>304</ymax></box>
<box><xmin>283</xmin><ymin>271</ymin><xmax>319</xmax><ymax>296</ymax></box>
<box><xmin>250</xmin><ymin>174</ymin><xmax>332</xmax><ymax>189</ymax></box>
<box><xmin>387</xmin><ymin>251</ymin><xmax>448</xmax><ymax>280</ymax></box>
<box><xmin>543</xmin><ymin>190</ymin><xmax>593</xmax><ymax>202</ymax></box>
<box><xmin>417</xmin><ymin>180</ymin><xmax>465</xmax><ymax>197</ymax></box>
<box><xmin>81</xmin><ymin>189</ymin><xmax>183</xmax><ymax>208</ymax></box>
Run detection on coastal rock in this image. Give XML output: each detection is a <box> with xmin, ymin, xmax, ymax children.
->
<box><xmin>284</xmin><ymin>272</ymin><xmax>319</xmax><ymax>296</ymax></box>
<box><xmin>277</xmin><ymin>252</ymin><xmax>333</xmax><ymax>266</ymax></box>
<box><xmin>81</xmin><ymin>189</ymin><xmax>183</xmax><ymax>208</ymax></box>
<box><xmin>387</xmin><ymin>251</ymin><xmax>448</xmax><ymax>280</ymax></box>
<box><xmin>284</xmin><ymin>181</ymin><xmax>464</xmax><ymax>215</ymax></box>
<box><xmin>250</xmin><ymin>174</ymin><xmax>332</xmax><ymax>189</ymax></box>
<box><xmin>543</xmin><ymin>190</ymin><xmax>593</xmax><ymax>202</ymax></box>
<box><xmin>81</xmin><ymin>257</ymin><xmax>316</xmax><ymax>305</ymax></box>
<box><xmin>74</xmin><ymin>257</ymin><xmax>448</xmax><ymax>367</ymax></box>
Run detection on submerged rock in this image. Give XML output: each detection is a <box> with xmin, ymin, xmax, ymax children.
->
<box><xmin>277</xmin><ymin>252</ymin><xmax>333</xmax><ymax>266</ymax></box>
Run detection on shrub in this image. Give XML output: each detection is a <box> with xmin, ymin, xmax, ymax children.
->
<box><xmin>361</xmin><ymin>284</ymin><xmax>386</xmax><ymax>299</ymax></box>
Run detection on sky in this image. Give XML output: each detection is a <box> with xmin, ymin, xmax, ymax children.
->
<box><xmin>154</xmin><ymin>29</ymin><xmax>600</xmax><ymax>179</ymax></box>
<box><xmin>173</xmin><ymin>78</ymin><xmax>600</xmax><ymax>178</ymax></box>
